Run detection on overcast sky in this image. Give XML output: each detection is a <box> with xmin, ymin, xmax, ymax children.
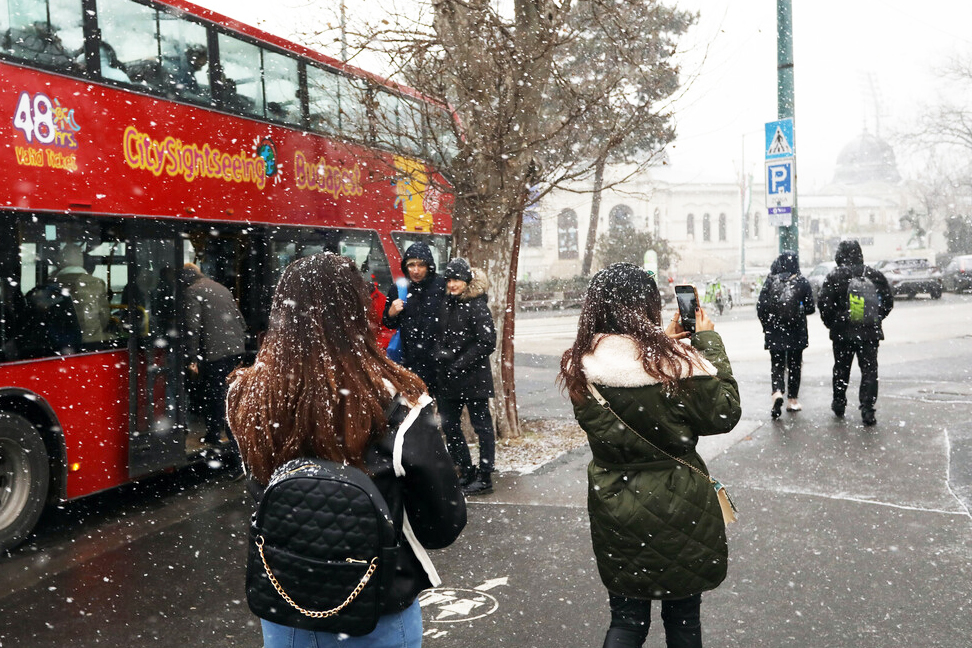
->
<box><xmin>197</xmin><ymin>0</ymin><xmax>972</xmax><ymax>189</ymax></box>
<box><xmin>671</xmin><ymin>0</ymin><xmax>972</xmax><ymax>188</ymax></box>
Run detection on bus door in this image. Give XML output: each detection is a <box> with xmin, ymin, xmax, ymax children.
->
<box><xmin>126</xmin><ymin>234</ymin><xmax>185</xmax><ymax>478</ymax></box>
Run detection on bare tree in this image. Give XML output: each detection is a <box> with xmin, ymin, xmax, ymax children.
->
<box><xmin>312</xmin><ymin>0</ymin><xmax>694</xmax><ymax>437</ymax></box>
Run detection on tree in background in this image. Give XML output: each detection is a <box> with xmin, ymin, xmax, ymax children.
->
<box><xmin>946</xmin><ymin>215</ymin><xmax>972</xmax><ymax>254</ymax></box>
<box><xmin>595</xmin><ymin>227</ymin><xmax>678</xmax><ymax>273</ymax></box>
<box><xmin>326</xmin><ymin>0</ymin><xmax>694</xmax><ymax>437</ymax></box>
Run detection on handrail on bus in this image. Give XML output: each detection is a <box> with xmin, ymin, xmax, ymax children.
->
<box><xmin>109</xmin><ymin>303</ymin><xmax>149</xmax><ymax>337</ymax></box>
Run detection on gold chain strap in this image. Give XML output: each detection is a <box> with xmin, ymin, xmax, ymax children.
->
<box><xmin>255</xmin><ymin>536</ymin><xmax>378</xmax><ymax>619</ymax></box>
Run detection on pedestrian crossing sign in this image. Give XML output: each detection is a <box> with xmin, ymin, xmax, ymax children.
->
<box><xmin>765</xmin><ymin>119</ymin><xmax>795</xmax><ymax>159</ymax></box>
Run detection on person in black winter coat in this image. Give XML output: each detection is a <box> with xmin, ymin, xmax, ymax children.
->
<box><xmin>757</xmin><ymin>251</ymin><xmax>815</xmax><ymax>419</ymax></box>
<box><xmin>226</xmin><ymin>253</ymin><xmax>465</xmax><ymax>648</ymax></box>
<box><xmin>434</xmin><ymin>258</ymin><xmax>497</xmax><ymax>496</ymax></box>
<box><xmin>382</xmin><ymin>242</ymin><xmax>447</xmax><ymax>395</ymax></box>
<box><xmin>818</xmin><ymin>240</ymin><xmax>894</xmax><ymax>426</ymax></box>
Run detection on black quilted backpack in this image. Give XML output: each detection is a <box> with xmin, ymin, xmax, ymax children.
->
<box><xmin>246</xmin><ymin>458</ymin><xmax>399</xmax><ymax>635</ymax></box>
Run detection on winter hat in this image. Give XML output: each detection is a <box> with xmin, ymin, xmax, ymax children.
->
<box><xmin>400</xmin><ymin>242</ymin><xmax>437</xmax><ymax>275</ymax></box>
<box><xmin>835</xmin><ymin>240</ymin><xmax>864</xmax><ymax>266</ymax></box>
<box><xmin>772</xmin><ymin>250</ymin><xmax>800</xmax><ymax>275</ymax></box>
<box><xmin>442</xmin><ymin>257</ymin><xmax>473</xmax><ymax>283</ymax></box>
<box><xmin>589</xmin><ymin>262</ymin><xmax>657</xmax><ymax>306</ymax></box>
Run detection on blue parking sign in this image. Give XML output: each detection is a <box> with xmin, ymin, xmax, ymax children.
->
<box><xmin>765</xmin><ymin>159</ymin><xmax>793</xmax><ymax>208</ymax></box>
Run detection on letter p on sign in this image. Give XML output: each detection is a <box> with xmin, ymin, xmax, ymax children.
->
<box><xmin>765</xmin><ymin>159</ymin><xmax>793</xmax><ymax>208</ymax></box>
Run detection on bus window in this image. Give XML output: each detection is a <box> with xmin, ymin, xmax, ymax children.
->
<box><xmin>98</xmin><ymin>0</ymin><xmax>159</xmax><ymax>87</ymax></box>
<box><xmin>158</xmin><ymin>13</ymin><xmax>210</xmax><ymax>102</ymax></box>
<box><xmin>398</xmin><ymin>97</ymin><xmax>427</xmax><ymax>158</ymax></box>
<box><xmin>263</xmin><ymin>49</ymin><xmax>300</xmax><ymax>124</ymax></box>
<box><xmin>374</xmin><ymin>89</ymin><xmax>402</xmax><ymax>151</ymax></box>
<box><xmin>267</xmin><ymin>229</ymin><xmax>392</xmax><ymax>295</ymax></box>
<box><xmin>99</xmin><ymin>0</ymin><xmax>210</xmax><ymax>102</ymax></box>
<box><xmin>306</xmin><ymin>64</ymin><xmax>340</xmax><ymax>135</ymax></box>
<box><xmin>339</xmin><ymin>75</ymin><xmax>370</xmax><ymax>140</ymax></box>
<box><xmin>391</xmin><ymin>232</ymin><xmax>453</xmax><ymax>272</ymax></box>
<box><xmin>375</xmin><ymin>91</ymin><xmax>425</xmax><ymax>158</ymax></box>
<box><xmin>429</xmin><ymin>108</ymin><xmax>459</xmax><ymax>168</ymax></box>
<box><xmin>340</xmin><ymin>230</ymin><xmax>393</xmax><ymax>295</ymax></box>
<box><xmin>4</xmin><ymin>220</ymin><xmax>124</xmax><ymax>360</ymax></box>
<box><xmin>1</xmin><ymin>0</ymin><xmax>84</xmax><ymax>73</ymax></box>
<box><xmin>216</xmin><ymin>33</ymin><xmax>262</xmax><ymax>116</ymax></box>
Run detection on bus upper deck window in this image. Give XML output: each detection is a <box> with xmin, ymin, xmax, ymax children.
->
<box><xmin>1</xmin><ymin>0</ymin><xmax>85</xmax><ymax>73</ymax></box>
<box><xmin>216</xmin><ymin>33</ymin><xmax>262</xmax><ymax>116</ymax></box>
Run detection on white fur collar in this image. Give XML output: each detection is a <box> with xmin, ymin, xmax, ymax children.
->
<box><xmin>581</xmin><ymin>334</ymin><xmax>717</xmax><ymax>388</ymax></box>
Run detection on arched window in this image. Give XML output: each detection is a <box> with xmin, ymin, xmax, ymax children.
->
<box><xmin>608</xmin><ymin>204</ymin><xmax>634</xmax><ymax>236</ymax></box>
<box><xmin>702</xmin><ymin>213</ymin><xmax>711</xmax><ymax>242</ymax></box>
<box><xmin>653</xmin><ymin>208</ymin><xmax>661</xmax><ymax>238</ymax></box>
<box><xmin>718</xmin><ymin>213</ymin><xmax>727</xmax><ymax>242</ymax></box>
<box><xmin>558</xmin><ymin>209</ymin><xmax>578</xmax><ymax>259</ymax></box>
<box><xmin>686</xmin><ymin>213</ymin><xmax>695</xmax><ymax>239</ymax></box>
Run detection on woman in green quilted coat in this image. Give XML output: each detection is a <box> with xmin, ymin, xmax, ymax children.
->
<box><xmin>559</xmin><ymin>263</ymin><xmax>741</xmax><ymax>648</ymax></box>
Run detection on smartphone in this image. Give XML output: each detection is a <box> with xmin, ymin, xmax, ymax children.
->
<box><xmin>674</xmin><ymin>285</ymin><xmax>699</xmax><ymax>333</ymax></box>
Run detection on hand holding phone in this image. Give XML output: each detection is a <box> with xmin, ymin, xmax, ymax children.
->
<box><xmin>674</xmin><ymin>285</ymin><xmax>699</xmax><ymax>333</ymax></box>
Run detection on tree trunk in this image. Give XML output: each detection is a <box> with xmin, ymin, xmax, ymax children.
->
<box><xmin>459</xmin><ymin>210</ymin><xmax>522</xmax><ymax>439</ymax></box>
<box><xmin>581</xmin><ymin>157</ymin><xmax>606</xmax><ymax>276</ymax></box>
<box><xmin>499</xmin><ymin>210</ymin><xmax>522</xmax><ymax>438</ymax></box>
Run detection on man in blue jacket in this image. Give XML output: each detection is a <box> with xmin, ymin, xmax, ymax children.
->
<box><xmin>382</xmin><ymin>243</ymin><xmax>447</xmax><ymax>395</ymax></box>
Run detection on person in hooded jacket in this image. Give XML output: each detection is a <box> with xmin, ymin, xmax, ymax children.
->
<box><xmin>433</xmin><ymin>258</ymin><xmax>497</xmax><ymax>496</ymax></box>
<box><xmin>559</xmin><ymin>263</ymin><xmax>741</xmax><ymax>648</ymax></box>
<box><xmin>226</xmin><ymin>253</ymin><xmax>466</xmax><ymax>648</ymax></box>
<box><xmin>818</xmin><ymin>240</ymin><xmax>893</xmax><ymax>426</ymax></box>
<box><xmin>756</xmin><ymin>251</ymin><xmax>815</xmax><ymax>419</ymax></box>
<box><xmin>382</xmin><ymin>242</ymin><xmax>447</xmax><ymax>395</ymax></box>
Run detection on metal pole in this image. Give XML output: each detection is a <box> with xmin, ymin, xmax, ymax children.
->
<box><xmin>340</xmin><ymin>0</ymin><xmax>348</xmax><ymax>62</ymax></box>
<box><xmin>777</xmin><ymin>0</ymin><xmax>798</xmax><ymax>253</ymax></box>
<box><xmin>740</xmin><ymin>135</ymin><xmax>746</xmax><ymax>274</ymax></box>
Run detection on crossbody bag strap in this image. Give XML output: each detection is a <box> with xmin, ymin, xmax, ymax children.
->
<box><xmin>389</xmin><ymin>393</ymin><xmax>441</xmax><ymax>587</ymax></box>
<box><xmin>587</xmin><ymin>383</ymin><xmax>714</xmax><ymax>484</ymax></box>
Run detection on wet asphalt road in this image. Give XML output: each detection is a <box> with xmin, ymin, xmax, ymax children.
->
<box><xmin>1</xmin><ymin>293</ymin><xmax>971</xmax><ymax>647</ymax></box>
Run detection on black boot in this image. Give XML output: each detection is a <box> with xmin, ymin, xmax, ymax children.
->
<box><xmin>459</xmin><ymin>468</ymin><xmax>477</xmax><ymax>488</ymax></box>
<box><xmin>463</xmin><ymin>470</ymin><xmax>493</xmax><ymax>496</ymax></box>
<box><xmin>861</xmin><ymin>408</ymin><xmax>877</xmax><ymax>427</ymax></box>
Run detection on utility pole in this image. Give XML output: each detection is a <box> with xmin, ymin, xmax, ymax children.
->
<box><xmin>340</xmin><ymin>0</ymin><xmax>348</xmax><ymax>62</ymax></box>
<box><xmin>740</xmin><ymin>135</ymin><xmax>747</xmax><ymax>274</ymax></box>
<box><xmin>777</xmin><ymin>0</ymin><xmax>798</xmax><ymax>253</ymax></box>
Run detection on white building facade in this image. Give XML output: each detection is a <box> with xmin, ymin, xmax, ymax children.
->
<box><xmin>518</xmin><ymin>131</ymin><xmax>942</xmax><ymax>286</ymax></box>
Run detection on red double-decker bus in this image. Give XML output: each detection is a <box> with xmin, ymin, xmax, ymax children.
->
<box><xmin>0</xmin><ymin>0</ymin><xmax>455</xmax><ymax>550</ymax></box>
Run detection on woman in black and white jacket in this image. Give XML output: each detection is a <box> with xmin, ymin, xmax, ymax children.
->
<box><xmin>227</xmin><ymin>253</ymin><xmax>466</xmax><ymax>648</ymax></box>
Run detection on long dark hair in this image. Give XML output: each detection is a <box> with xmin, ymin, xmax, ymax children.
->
<box><xmin>227</xmin><ymin>253</ymin><xmax>425</xmax><ymax>483</ymax></box>
<box><xmin>558</xmin><ymin>263</ymin><xmax>699</xmax><ymax>403</ymax></box>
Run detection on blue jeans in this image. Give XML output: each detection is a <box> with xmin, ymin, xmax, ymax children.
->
<box><xmin>260</xmin><ymin>599</ymin><xmax>423</xmax><ymax>648</ymax></box>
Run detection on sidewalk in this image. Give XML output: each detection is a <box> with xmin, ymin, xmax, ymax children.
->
<box><xmin>422</xmin><ymin>374</ymin><xmax>972</xmax><ymax>647</ymax></box>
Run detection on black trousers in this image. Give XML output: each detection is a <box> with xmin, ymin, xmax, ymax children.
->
<box><xmin>603</xmin><ymin>593</ymin><xmax>703</xmax><ymax>648</ymax></box>
<box><xmin>769</xmin><ymin>348</ymin><xmax>803</xmax><ymax>398</ymax></box>
<box><xmin>438</xmin><ymin>397</ymin><xmax>495</xmax><ymax>477</ymax></box>
<box><xmin>832</xmin><ymin>339</ymin><xmax>879</xmax><ymax>411</ymax></box>
<box><xmin>200</xmin><ymin>354</ymin><xmax>242</xmax><ymax>440</ymax></box>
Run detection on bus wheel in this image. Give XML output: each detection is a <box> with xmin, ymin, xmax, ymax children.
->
<box><xmin>0</xmin><ymin>413</ymin><xmax>50</xmax><ymax>553</ymax></box>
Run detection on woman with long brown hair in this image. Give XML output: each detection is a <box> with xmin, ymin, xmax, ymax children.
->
<box><xmin>227</xmin><ymin>252</ymin><xmax>466</xmax><ymax>648</ymax></box>
<box><xmin>559</xmin><ymin>263</ymin><xmax>741</xmax><ymax>648</ymax></box>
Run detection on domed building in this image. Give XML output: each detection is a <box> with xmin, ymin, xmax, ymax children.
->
<box><xmin>831</xmin><ymin>130</ymin><xmax>902</xmax><ymax>185</ymax></box>
<box><xmin>800</xmin><ymin>129</ymin><xmax>923</xmax><ymax>264</ymax></box>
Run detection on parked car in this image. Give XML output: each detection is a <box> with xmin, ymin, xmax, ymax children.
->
<box><xmin>807</xmin><ymin>261</ymin><xmax>837</xmax><ymax>300</ymax></box>
<box><xmin>942</xmin><ymin>254</ymin><xmax>972</xmax><ymax>293</ymax></box>
<box><xmin>873</xmin><ymin>257</ymin><xmax>943</xmax><ymax>299</ymax></box>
